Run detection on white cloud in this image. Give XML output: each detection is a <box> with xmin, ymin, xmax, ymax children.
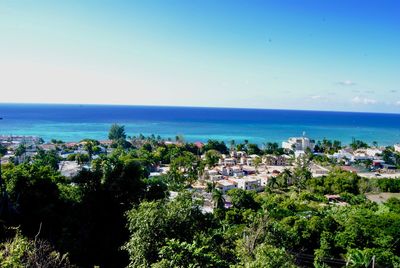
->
<box><xmin>310</xmin><ymin>95</ymin><xmax>321</xmax><ymax>100</ymax></box>
<box><xmin>338</xmin><ymin>80</ymin><xmax>356</xmax><ymax>86</ymax></box>
<box><xmin>396</xmin><ymin>101</ymin><xmax>400</xmax><ymax>106</ymax></box>
<box><xmin>351</xmin><ymin>96</ymin><xmax>377</xmax><ymax>105</ymax></box>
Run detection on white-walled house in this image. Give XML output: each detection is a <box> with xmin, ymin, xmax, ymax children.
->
<box><xmin>216</xmin><ymin>180</ymin><xmax>237</xmax><ymax>194</ymax></box>
<box><xmin>231</xmin><ymin>177</ymin><xmax>261</xmax><ymax>191</ymax></box>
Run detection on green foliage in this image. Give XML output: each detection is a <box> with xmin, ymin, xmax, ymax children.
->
<box><xmin>227</xmin><ymin>189</ymin><xmax>259</xmax><ymax>210</ymax></box>
<box><xmin>243</xmin><ymin>243</ymin><xmax>296</xmax><ymax>268</ymax></box>
<box><xmin>13</xmin><ymin>144</ymin><xmax>26</xmax><ymax>157</ymax></box>
<box><xmin>154</xmin><ymin>237</ymin><xmax>227</xmax><ymax>268</ymax></box>
<box><xmin>204</xmin><ymin>149</ymin><xmax>221</xmax><ymax>168</ymax></box>
<box><xmin>212</xmin><ymin>189</ymin><xmax>225</xmax><ymax>209</ymax></box>
<box><xmin>350</xmin><ymin>139</ymin><xmax>369</xmax><ymax>150</ymax></box>
<box><xmin>307</xmin><ymin>168</ymin><xmax>361</xmax><ymax>194</ymax></box>
<box><xmin>33</xmin><ymin>149</ymin><xmax>61</xmax><ymax>170</ymax></box>
<box><xmin>0</xmin><ymin>143</ymin><xmax>7</xmax><ymax>156</ymax></box>
<box><xmin>202</xmin><ymin>140</ymin><xmax>228</xmax><ymax>154</ymax></box>
<box><xmin>374</xmin><ymin>178</ymin><xmax>400</xmax><ymax>192</ymax></box>
<box><xmin>124</xmin><ymin>192</ymin><xmax>210</xmax><ymax>267</ymax></box>
<box><xmin>0</xmin><ymin>230</ymin><xmax>73</xmax><ymax>268</ymax></box>
<box><xmin>246</xmin><ymin>143</ymin><xmax>261</xmax><ymax>155</ymax></box>
<box><xmin>108</xmin><ymin>123</ymin><xmax>127</xmax><ymax>141</ymax></box>
<box><xmin>166</xmin><ymin>151</ymin><xmax>199</xmax><ymax>189</ymax></box>
<box><xmin>2</xmin><ymin>132</ymin><xmax>400</xmax><ymax>268</ymax></box>
<box><xmin>314</xmin><ymin>139</ymin><xmax>342</xmax><ymax>154</ymax></box>
<box><xmin>292</xmin><ymin>156</ymin><xmax>312</xmax><ymax>191</ymax></box>
<box><xmin>263</xmin><ymin>142</ymin><xmax>284</xmax><ymax>155</ymax></box>
<box><xmin>142</xmin><ymin>177</ymin><xmax>169</xmax><ymax>201</ymax></box>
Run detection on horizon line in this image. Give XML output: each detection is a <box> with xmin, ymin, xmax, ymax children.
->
<box><xmin>0</xmin><ymin>101</ymin><xmax>399</xmax><ymax>116</ymax></box>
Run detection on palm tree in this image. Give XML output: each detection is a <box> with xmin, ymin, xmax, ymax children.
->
<box><xmin>83</xmin><ymin>141</ymin><xmax>94</xmax><ymax>162</ymax></box>
<box><xmin>253</xmin><ymin>156</ymin><xmax>262</xmax><ymax>173</ymax></box>
<box><xmin>279</xmin><ymin>168</ymin><xmax>293</xmax><ymax>187</ymax></box>
<box><xmin>230</xmin><ymin>140</ymin><xmax>236</xmax><ymax>152</ymax></box>
<box><xmin>206</xmin><ymin>181</ymin><xmax>215</xmax><ymax>193</ymax></box>
<box><xmin>267</xmin><ymin>176</ymin><xmax>279</xmax><ymax>189</ymax></box>
<box><xmin>212</xmin><ymin>189</ymin><xmax>225</xmax><ymax>209</ymax></box>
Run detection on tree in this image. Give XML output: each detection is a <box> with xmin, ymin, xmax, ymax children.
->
<box><xmin>204</xmin><ymin>150</ymin><xmax>221</xmax><ymax>168</ymax></box>
<box><xmin>0</xmin><ymin>144</ymin><xmax>7</xmax><ymax>157</ymax></box>
<box><xmin>14</xmin><ymin>144</ymin><xmax>26</xmax><ymax>159</ymax></box>
<box><xmin>245</xmin><ymin>244</ymin><xmax>296</xmax><ymax>268</ymax></box>
<box><xmin>267</xmin><ymin>176</ymin><xmax>280</xmax><ymax>189</ymax></box>
<box><xmin>33</xmin><ymin>149</ymin><xmax>61</xmax><ymax>170</ymax></box>
<box><xmin>226</xmin><ymin>188</ymin><xmax>258</xmax><ymax>210</ymax></box>
<box><xmin>253</xmin><ymin>156</ymin><xmax>262</xmax><ymax>173</ymax></box>
<box><xmin>350</xmin><ymin>138</ymin><xmax>368</xmax><ymax>150</ymax></box>
<box><xmin>82</xmin><ymin>139</ymin><xmax>99</xmax><ymax>162</ymax></box>
<box><xmin>124</xmin><ymin>192</ymin><xmax>207</xmax><ymax>267</ymax></box>
<box><xmin>202</xmin><ymin>140</ymin><xmax>228</xmax><ymax>154</ymax></box>
<box><xmin>229</xmin><ymin>140</ymin><xmax>236</xmax><ymax>151</ymax></box>
<box><xmin>155</xmin><ymin>238</ymin><xmax>226</xmax><ymax>267</ymax></box>
<box><xmin>0</xmin><ymin>230</ymin><xmax>74</xmax><ymax>268</ymax></box>
<box><xmin>108</xmin><ymin>124</ymin><xmax>126</xmax><ymax>141</ymax></box>
<box><xmin>247</xmin><ymin>144</ymin><xmax>261</xmax><ymax>155</ymax></box>
<box><xmin>212</xmin><ymin>189</ymin><xmax>225</xmax><ymax>209</ymax></box>
<box><xmin>264</xmin><ymin>142</ymin><xmax>279</xmax><ymax>154</ymax></box>
<box><xmin>292</xmin><ymin>156</ymin><xmax>312</xmax><ymax>191</ymax></box>
<box><xmin>278</xmin><ymin>168</ymin><xmax>292</xmax><ymax>188</ymax></box>
<box><xmin>206</xmin><ymin>181</ymin><xmax>215</xmax><ymax>193</ymax></box>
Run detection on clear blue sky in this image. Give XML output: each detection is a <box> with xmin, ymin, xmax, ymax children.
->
<box><xmin>1</xmin><ymin>0</ymin><xmax>399</xmax><ymax>113</ymax></box>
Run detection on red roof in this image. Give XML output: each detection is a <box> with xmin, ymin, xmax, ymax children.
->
<box><xmin>194</xmin><ymin>141</ymin><xmax>204</xmax><ymax>149</ymax></box>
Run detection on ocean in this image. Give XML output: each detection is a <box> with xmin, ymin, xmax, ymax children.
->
<box><xmin>0</xmin><ymin>103</ymin><xmax>399</xmax><ymax>145</ymax></box>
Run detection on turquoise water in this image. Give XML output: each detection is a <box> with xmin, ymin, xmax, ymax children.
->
<box><xmin>0</xmin><ymin>104</ymin><xmax>399</xmax><ymax>145</ymax></box>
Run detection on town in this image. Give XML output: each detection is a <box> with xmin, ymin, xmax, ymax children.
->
<box><xmin>2</xmin><ymin>131</ymin><xmax>400</xmax><ymax>208</ymax></box>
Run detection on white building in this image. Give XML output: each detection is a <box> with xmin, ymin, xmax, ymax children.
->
<box><xmin>231</xmin><ymin>177</ymin><xmax>261</xmax><ymax>191</ymax></box>
<box><xmin>282</xmin><ymin>136</ymin><xmax>315</xmax><ymax>151</ymax></box>
<box><xmin>223</xmin><ymin>158</ymin><xmax>236</xmax><ymax>166</ymax></box>
<box><xmin>364</xmin><ymin>148</ymin><xmax>383</xmax><ymax>157</ymax></box>
<box><xmin>216</xmin><ymin>180</ymin><xmax>237</xmax><ymax>194</ymax></box>
<box><xmin>395</xmin><ymin>144</ymin><xmax>400</xmax><ymax>153</ymax></box>
<box><xmin>221</xmin><ymin>166</ymin><xmax>233</xmax><ymax>176</ymax></box>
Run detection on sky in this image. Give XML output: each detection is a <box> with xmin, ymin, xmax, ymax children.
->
<box><xmin>0</xmin><ymin>0</ymin><xmax>399</xmax><ymax>113</ymax></box>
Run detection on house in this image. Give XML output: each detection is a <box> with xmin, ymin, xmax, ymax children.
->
<box><xmin>372</xmin><ymin>159</ymin><xmax>385</xmax><ymax>168</ymax></box>
<box><xmin>366</xmin><ymin>148</ymin><xmax>383</xmax><ymax>157</ymax></box>
<box><xmin>221</xmin><ymin>166</ymin><xmax>233</xmax><ymax>176</ymax></box>
<box><xmin>331</xmin><ymin>150</ymin><xmax>353</xmax><ymax>162</ymax></box>
<box><xmin>193</xmin><ymin>141</ymin><xmax>204</xmax><ymax>149</ymax></box>
<box><xmin>263</xmin><ymin>155</ymin><xmax>288</xmax><ymax>166</ymax></box>
<box><xmin>231</xmin><ymin>177</ymin><xmax>262</xmax><ymax>191</ymax></box>
<box><xmin>222</xmin><ymin>158</ymin><xmax>236</xmax><ymax>166</ymax></box>
<box><xmin>216</xmin><ymin>180</ymin><xmax>237</xmax><ymax>194</ymax></box>
<box><xmin>232</xmin><ymin>167</ymin><xmax>244</xmax><ymax>177</ymax></box>
<box><xmin>243</xmin><ymin>167</ymin><xmax>256</xmax><ymax>175</ymax></box>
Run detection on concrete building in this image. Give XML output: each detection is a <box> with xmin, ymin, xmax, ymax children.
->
<box><xmin>231</xmin><ymin>177</ymin><xmax>261</xmax><ymax>191</ymax></box>
<box><xmin>395</xmin><ymin>144</ymin><xmax>400</xmax><ymax>153</ymax></box>
<box><xmin>282</xmin><ymin>136</ymin><xmax>315</xmax><ymax>151</ymax></box>
<box><xmin>263</xmin><ymin>155</ymin><xmax>288</xmax><ymax>166</ymax></box>
<box><xmin>216</xmin><ymin>180</ymin><xmax>237</xmax><ymax>194</ymax></box>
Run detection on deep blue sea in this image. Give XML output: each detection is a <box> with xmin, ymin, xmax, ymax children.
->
<box><xmin>0</xmin><ymin>104</ymin><xmax>399</xmax><ymax>145</ymax></box>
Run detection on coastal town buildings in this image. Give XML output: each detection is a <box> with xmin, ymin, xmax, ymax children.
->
<box><xmin>395</xmin><ymin>144</ymin><xmax>400</xmax><ymax>153</ymax></box>
<box><xmin>282</xmin><ymin>136</ymin><xmax>315</xmax><ymax>151</ymax></box>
